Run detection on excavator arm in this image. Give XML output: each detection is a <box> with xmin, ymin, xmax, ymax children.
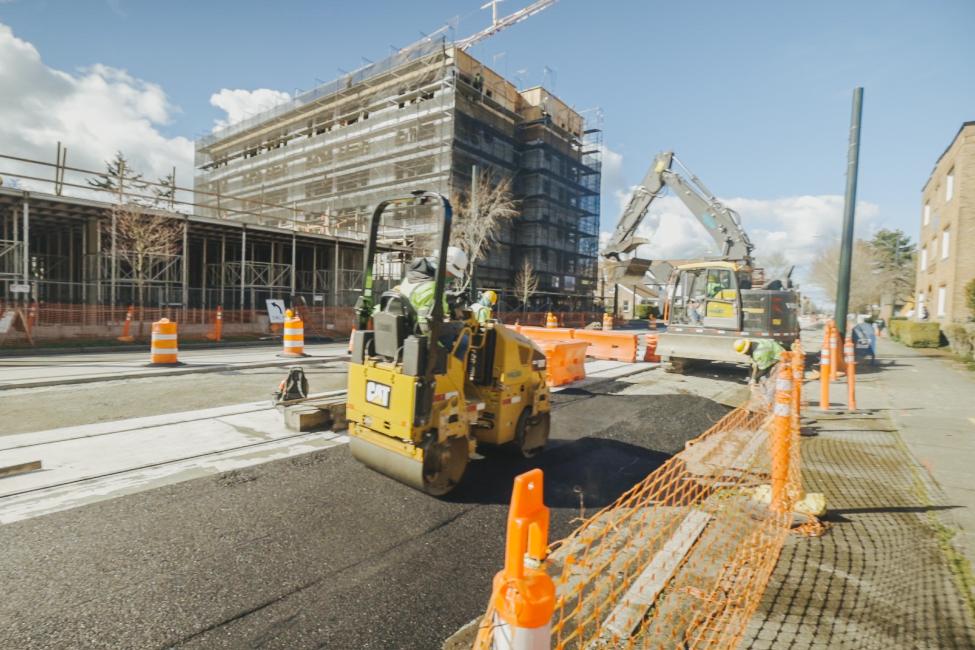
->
<box><xmin>602</xmin><ymin>151</ymin><xmax>754</xmax><ymax>266</ymax></box>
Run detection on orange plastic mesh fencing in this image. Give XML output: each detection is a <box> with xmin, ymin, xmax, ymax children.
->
<box><xmin>474</xmin><ymin>361</ymin><xmax>814</xmax><ymax>650</ymax></box>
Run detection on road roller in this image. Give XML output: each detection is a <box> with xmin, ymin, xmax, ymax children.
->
<box><xmin>346</xmin><ymin>191</ymin><xmax>551</xmax><ymax>495</ymax></box>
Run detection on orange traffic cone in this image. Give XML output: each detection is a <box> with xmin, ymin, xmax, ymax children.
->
<box><xmin>117</xmin><ymin>305</ymin><xmax>135</xmax><ymax>343</ymax></box>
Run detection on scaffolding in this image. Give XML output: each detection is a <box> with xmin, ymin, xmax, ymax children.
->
<box><xmin>194</xmin><ymin>40</ymin><xmax>602</xmax><ymax>299</ymax></box>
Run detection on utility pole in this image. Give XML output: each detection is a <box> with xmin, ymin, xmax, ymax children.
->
<box><xmin>834</xmin><ymin>87</ymin><xmax>863</xmax><ymax>335</ymax></box>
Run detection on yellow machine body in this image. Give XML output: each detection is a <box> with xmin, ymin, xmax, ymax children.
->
<box><xmin>346</xmin><ymin>318</ymin><xmax>551</xmax><ymax>495</ymax></box>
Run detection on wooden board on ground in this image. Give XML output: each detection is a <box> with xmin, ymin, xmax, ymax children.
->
<box><xmin>601</xmin><ymin>509</ymin><xmax>712</xmax><ymax>639</ymax></box>
<box><xmin>0</xmin><ymin>460</ymin><xmax>42</xmax><ymax>479</ymax></box>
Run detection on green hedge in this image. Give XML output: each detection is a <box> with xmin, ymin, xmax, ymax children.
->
<box><xmin>889</xmin><ymin>318</ymin><xmax>907</xmax><ymax>340</ymax></box>
<box><xmin>897</xmin><ymin>321</ymin><xmax>942</xmax><ymax>348</ymax></box>
<box><xmin>635</xmin><ymin>304</ymin><xmax>658</xmax><ymax>319</ymax></box>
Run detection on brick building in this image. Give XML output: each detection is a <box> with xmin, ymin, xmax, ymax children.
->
<box><xmin>916</xmin><ymin>121</ymin><xmax>975</xmax><ymax>323</ymax></box>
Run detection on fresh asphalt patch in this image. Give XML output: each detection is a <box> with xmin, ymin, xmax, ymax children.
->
<box><xmin>0</xmin><ymin>383</ymin><xmax>730</xmax><ymax>649</ymax></box>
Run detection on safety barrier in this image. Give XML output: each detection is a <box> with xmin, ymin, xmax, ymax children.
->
<box><xmin>499</xmin><ymin>312</ymin><xmax>603</xmax><ymax>329</ymax></box>
<box><xmin>572</xmin><ymin>329</ymin><xmax>638</xmax><ymax>363</ymax></box>
<box><xmin>535</xmin><ymin>340</ymin><xmax>589</xmax><ymax>387</ymax></box>
<box><xmin>149</xmin><ymin>318</ymin><xmax>179</xmax><ymax>366</ymax></box>
<box><xmin>206</xmin><ymin>306</ymin><xmax>223</xmax><ymax>342</ymax></box>
<box><xmin>0</xmin><ymin>302</ymin><xmax>358</xmax><ymax>344</ymax></box>
<box><xmin>643</xmin><ymin>333</ymin><xmax>660</xmax><ymax>362</ymax></box>
<box><xmin>473</xmin><ymin>354</ymin><xmax>819</xmax><ymax>649</ymax></box>
<box><xmin>117</xmin><ymin>305</ymin><xmax>135</xmax><ymax>343</ymax></box>
<box><xmin>516</xmin><ymin>326</ymin><xmax>643</xmax><ymax>364</ymax></box>
<box><xmin>516</xmin><ymin>325</ymin><xmax>576</xmax><ymax>344</ymax></box>
<box><xmin>280</xmin><ymin>310</ymin><xmax>307</xmax><ymax>357</ymax></box>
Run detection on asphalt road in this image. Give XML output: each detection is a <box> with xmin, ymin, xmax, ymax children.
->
<box><xmin>0</xmin><ymin>377</ymin><xmax>730</xmax><ymax>649</ymax></box>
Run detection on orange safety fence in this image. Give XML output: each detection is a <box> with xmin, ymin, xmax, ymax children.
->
<box><xmin>0</xmin><ymin>301</ymin><xmax>357</xmax><ymax>343</ymax></box>
<box><xmin>535</xmin><ymin>340</ymin><xmax>589</xmax><ymax>387</ymax></box>
<box><xmin>473</xmin><ymin>353</ymin><xmax>819</xmax><ymax>649</ymax></box>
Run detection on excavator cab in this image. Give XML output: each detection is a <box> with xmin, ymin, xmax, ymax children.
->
<box><xmin>347</xmin><ymin>191</ymin><xmax>551</xmax><ymax>496</ymax></box>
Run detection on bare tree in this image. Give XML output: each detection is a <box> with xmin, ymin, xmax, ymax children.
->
<box><xmin>103</xmin><ymin>204</ymin><xmax>183</xmax><ymax>330</ymax></box>
<box><xmin>513</xmin><ymin>259</ymin><xmax>539</xmax><ymax>316</ymax></box>
<box><xmin>756</xmin><ymin>250</ymin><xmax>793</xmax><ymax>283</ymax></box>
<box><xmin>809</xmin><ymin>239</ymin><xmax>884</xmax><ymax>314</ymax></box>
<box><xmin>451</xmin><ymin>170</ymin><xmax>519</xmax><ymax>291</ymax></box>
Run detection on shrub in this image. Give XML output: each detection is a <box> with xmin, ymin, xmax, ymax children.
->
<box><xmin>944</xmin><ymin>324</ymin><xmax>972</xmax><ymax>358</ymax></box>
<box><xmin>635</xmin><ymin>304</ymin><xmax>657</xmax><ymax>319</ymax></box>
<box><xmin>889</xmin><ymin>318</ymin><xmax>907</xmax><ymax>340</ymax></box>
<box><xmin>966</xmin><ymin>278</ymin><xmax>975</xmax><ymax>319</ymax></box>
<box><xmin>897</xmin><ymin>321</ymin><xmax>942</xmax><ymax>348</ymax></box>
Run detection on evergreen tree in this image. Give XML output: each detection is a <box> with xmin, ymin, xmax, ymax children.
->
<box><xmin>153</xmin><ymin>169</ymin><xmax>177</xmax><ymax>208</ymax></box>
<box><xmin>87</xmin><ymin>151</ymin><xmax>147</xmax><ymax>199</ymax></box>
<box><xmin>868</xmin><ymin>229</ymin><xmax>915</xmax><ymax>303</ymax></box>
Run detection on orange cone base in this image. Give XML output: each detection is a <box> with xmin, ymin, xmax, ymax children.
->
<box><xmin>117</xmin><ymin>336</ymin><xmax>135</xmax><ymax>343</ymax></box>
<box><xmin>145</xmin><ymin>361</ymin><xmax>185</xmax><ymax>367</ymax></box>
<box><xmin>277</xmin><ymin>352</ymin><xmax>309</xmax><ymax>358</ymax></box>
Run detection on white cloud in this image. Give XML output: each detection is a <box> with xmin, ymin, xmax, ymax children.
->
<box><xmin>210</xmin><ymin>88</ymin><xmax>291</xmax><ymax>132</ymax></box>
<box><xmin>601</xmin><ymin>186</ymin><xmax>881</xmax><ymax>294</ymax></box>
<box><xmin>0</xmin><ymin>23</ymin><xmax>193</xmax><ymax>196</ymax></box>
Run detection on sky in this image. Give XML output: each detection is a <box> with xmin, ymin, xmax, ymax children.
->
<box><xmin>1</xmin><ymin>0</ymin><xmax>973</xmax><ymax>295</ymax></box>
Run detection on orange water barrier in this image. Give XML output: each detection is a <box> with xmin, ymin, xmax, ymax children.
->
<box><xmin>516</xmin><ymin>325</ymin><xmax>640</xmax><ymax>364</ymax></box>
<box><xmin>535</xmin><ymin>340</ymin><xmax>589</xmax><ymax>387</ymax></box>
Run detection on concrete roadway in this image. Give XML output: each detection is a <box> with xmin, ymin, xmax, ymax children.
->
<box><xmin>0</xmin><ymin>342</ymin><xmax>349</xmax><ymax>389</ymax></box>
<box><xmin>0</xmin><ymin>366</ymin><xmax>739</xmax><ymax>649</ymax></box>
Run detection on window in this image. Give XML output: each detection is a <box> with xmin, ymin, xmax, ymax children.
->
<box><xmin>923</xmin><ymin>203</ymin><xmax>930</xmax><ymax>225</ymax></box>
<box><xmin>920</xmin><ymin>247</ymin><xmax>927</xmax><ymax>271</ymax></box>
<box><xmin>946</xmin><ymin>168</ymin><xmax>954</xmax><ymax>202</ymax></box>
<box><xmin>942</xmin><ymin>229</ymin><xmax>950</xmax><ymax>259</ymax></box>
<box><xmin>937</xmin><ymin>286</ymin><xmax>947</xmax><ymax>317</ymax></box>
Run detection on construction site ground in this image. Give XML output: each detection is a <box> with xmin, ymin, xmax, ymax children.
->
<box><xmin>1</xmin><ymin>337</ymin><xmax>974</xmax><ymax>648</ymax></box>
<box><xmin>743</xmin><ymin>334</ymin><xmax>975</xmax><ymax>649</ymax></box>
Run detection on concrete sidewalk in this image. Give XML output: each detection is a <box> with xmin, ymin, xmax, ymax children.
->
<box><xmin>866</xmin><ymin>337</ymin><xmax>975</xmax><ymax>557</ymax></box>
<box><xmin>0</xmin><ymin>342</ymin><xmax>348</xmax><ymax>389</ymax></box>
<box><xmin>743</xmin><ymin>335</ymin><xmax>975</xmax><ymax>648</ymax></box>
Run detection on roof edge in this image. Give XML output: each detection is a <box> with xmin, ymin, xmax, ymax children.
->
<box><xmin>922</xmin><ymin>120</ymin><xmax>975</xmax><ymax>193</ymax></box>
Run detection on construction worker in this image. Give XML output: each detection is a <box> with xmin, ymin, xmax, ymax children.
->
<box><xmin>470</xmin><ymin>289</ymin><xmax>497</xmax><ymax>324</ymax></box>
<box><xmin>392</xmin><ymin>246</ymin><xmax>468</xmax><ymax>333</ymax></box>
<box><xmin>734</xmin><ymin>338</ymin><xmax>785</xmax><ymax>384</ymax></box>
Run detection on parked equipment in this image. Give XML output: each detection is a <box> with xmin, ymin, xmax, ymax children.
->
<box><xmin>346</xmin><ymin>192</ymin><xmax>551</xmax><ymax>496</ymax></box>
<box><xmin>602</xmin><ymin>151</ymin><xmax>799</xmax><ymax>367</ymax></box>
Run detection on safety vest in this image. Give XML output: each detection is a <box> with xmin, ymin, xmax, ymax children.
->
<box><xmin>470</xmin><ymin>302</ymin><xmax>492</xmax><ymax>324</ymax></box>
<box><xmin>395</xmin><ymin>278</ymin><xmax>448</xmax><ymax>332</ymax></box>
<box><xmin>752</xmin><ymin>339</ymin><xmax>785</xmax><ymax>370</ymax></box>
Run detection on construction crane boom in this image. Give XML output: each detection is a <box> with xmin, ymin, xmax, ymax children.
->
<box><xmin>455</xmin><ymin>0</ymin><xmax>559</xmax><ymax>51</ymax></box>
<box><xmin>602</xmin><ymin>151</ymin><xmax>754</xmax><ymax>265</ymax></box>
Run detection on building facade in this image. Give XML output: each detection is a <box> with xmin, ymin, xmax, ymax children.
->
<box><xmin>194</xmin><ymin>39</ymin><xmax>601</xmax><ymax>306</ymax></box>
<box><xmin>916</xmin><ymin>121</ymin><xmax>975</xmax><ymax>323</ymax></box>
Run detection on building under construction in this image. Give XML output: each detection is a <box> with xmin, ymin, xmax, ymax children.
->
<box><xmin>195</xmin><ymin>37</ymin><xmax>601</xmax><ymax>305</ymax></box>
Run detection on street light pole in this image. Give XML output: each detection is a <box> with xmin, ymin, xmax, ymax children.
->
<box><xmin>834</xmin><ymin>87</ymin><xmax>864</xmax><ymax>335</ymax></box>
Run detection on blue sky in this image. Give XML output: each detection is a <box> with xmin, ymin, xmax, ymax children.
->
<box><xmin>1</xmin><ymin>0</ymin><xmax>973</xmax><ymax>274</ymax></box>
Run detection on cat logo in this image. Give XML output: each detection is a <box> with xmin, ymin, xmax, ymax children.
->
<box><xmin>365</xmin><ymin>380</ymin><xmax>391</xmax><ymax>408</ymax></box>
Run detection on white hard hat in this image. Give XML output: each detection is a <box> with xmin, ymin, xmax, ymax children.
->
<box><xmin>444</xmin><ymin>246</ymin><xmax>467</xmax><ymax>279</ymax></box>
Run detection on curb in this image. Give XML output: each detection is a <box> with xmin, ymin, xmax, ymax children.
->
<box><xmin>0</xmin><ymin>337</ymin><xmax>341</xmax><ymax>358</ymax></box>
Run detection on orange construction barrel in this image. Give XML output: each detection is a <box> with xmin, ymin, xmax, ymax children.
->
<box><xmin>280</xmin><ymin>309</ymin><xmax>307</xmax><ymax>357</ymax></box>
<box><xmin>149</xmin><ymin>318</ymin><xmax>180</xmax><ymax>366</ymax></box>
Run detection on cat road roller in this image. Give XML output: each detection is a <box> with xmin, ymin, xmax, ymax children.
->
<box><xmin>347</xmin><ymin>191</ymin><xmax>551</xmax><ymax>496</ymax></box>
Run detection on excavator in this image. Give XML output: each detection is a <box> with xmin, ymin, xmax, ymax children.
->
<box><xmin>602</xmin><ymin>151</ymin><xmax>799</xmax><ymax>367</ymax></box>
<box><xmin>346</xmin><ymin>191</ymin><xmax>551</xmax><ymax>495</ymax></box>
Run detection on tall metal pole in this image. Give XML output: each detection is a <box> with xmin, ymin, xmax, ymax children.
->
<box><xmin>22</xmin><ymin>193</ymin><xmax>29</xmax><ymax>302</ymax></box>
<box><xmin>834</xmin><ymin>87</ymin><xmax>863</xmax><ymax>335</ymax></box>
<box><xmin>470</xmin><ymin>164</ymin><xmax>478</xmax><ymax>298</ymax></box>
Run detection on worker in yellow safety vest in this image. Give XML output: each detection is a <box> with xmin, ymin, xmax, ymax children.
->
<box><xmin>470</xmin><ymin>290</ymin><xmax>497</xmax><ymax>324</ymax></box>
<box><xmin>734</xmin><ymin>338</ymin><xmax>786</xmax><ymax>384</ymax></box>
<box><xmin>392</xmin><ymin>246</ymin><xmax>468</xmax><ymax>333</ymax></box>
